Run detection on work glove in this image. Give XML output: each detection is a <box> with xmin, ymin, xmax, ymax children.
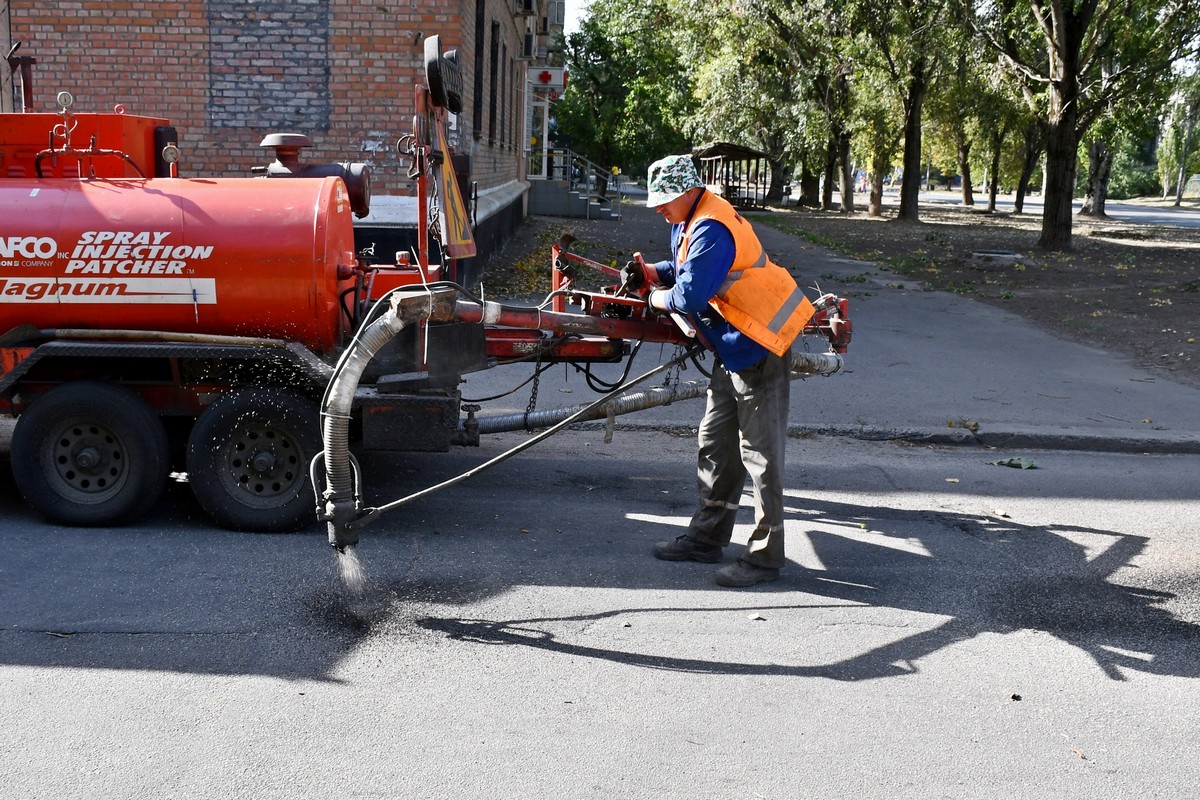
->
<box><xmin>620</xmin><ymin>261</ymin><xmax>645</xmax><ymax>291</ymax></box>
<box><xmin>619</xmin><ymin>253</ymin><xmax>658</xmax><ymax>297</ymax></box>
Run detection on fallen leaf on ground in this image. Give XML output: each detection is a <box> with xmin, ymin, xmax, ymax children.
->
<box><xmin>988</xmin><ymin>457</ymin><xmax>1038</xmax><ymax>469</ymax></box>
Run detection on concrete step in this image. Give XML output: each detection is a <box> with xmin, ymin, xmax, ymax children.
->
<box><xmin>528</xmin><ymin>179</ymin><xmax>620</xmax><ymax>220</ymax></box>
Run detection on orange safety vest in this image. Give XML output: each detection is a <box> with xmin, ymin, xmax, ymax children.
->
<box><xmin>677</xmin><ymin>191</ymin><xmax>814</xmax><ymax>356</ymax></box>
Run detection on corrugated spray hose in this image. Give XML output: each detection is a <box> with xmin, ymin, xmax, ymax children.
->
<box><xmin>319</xmin><ymin>292</ymin><xmax>436</xmax><ymax>554</ymax></box>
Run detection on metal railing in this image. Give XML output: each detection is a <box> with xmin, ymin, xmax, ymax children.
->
<box><xmin>528</xmin><ymin>146</ymin><xmax>623</xmax><ymax>219</ymax></box>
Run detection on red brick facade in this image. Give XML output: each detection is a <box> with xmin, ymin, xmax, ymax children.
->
<box><xmin>4</xmin><ymin>0</ymin><xmax>544</xmax><ymax>198</ymax></box>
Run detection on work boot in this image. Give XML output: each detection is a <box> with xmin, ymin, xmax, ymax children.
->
<box><xmin>714</xmin><ymin>559</ymin><xmax>780</xmax><ymax>587</ymax></box>
<box><xmin>653</xmin><ymin>534</ymin><xmax>723</xmax><ymax>563</ymax></box>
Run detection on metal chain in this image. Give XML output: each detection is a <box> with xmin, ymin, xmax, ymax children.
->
<box><xmin>660</xmin><ymin>345</ymin><xmax>686</xmax><ymax>403</ymax></box>
<box><xmin>523</xmin><ymin>336</ymin><xmax>545</xmax><ymax>430</ymax></box>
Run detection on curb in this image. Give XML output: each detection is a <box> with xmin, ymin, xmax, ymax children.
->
<box><xmin>567</xmin><ymin>421</ymin><xmax>1200</xmax><ymax>455</ymax></box>
<box><xmin>802</xmin><ymin>425</ymin><xmax>1200</xmax><ymax>455</ymax></box>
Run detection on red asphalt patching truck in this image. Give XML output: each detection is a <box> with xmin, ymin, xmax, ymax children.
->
<box><xmin>0</xmin><ymin>85</ymin><xmax>445</xmax><ymax>532</ymax></box>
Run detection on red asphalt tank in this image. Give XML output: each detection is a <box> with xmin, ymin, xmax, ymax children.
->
<box><xmin>0</xmin><ymin>175</ymin><xmax>359</xmax><ymax>354</ymax></box>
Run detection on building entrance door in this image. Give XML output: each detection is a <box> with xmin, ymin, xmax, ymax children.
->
<box><xmin>528</xmin><ymin>98</ymin><xmax>549</xmax><ymax>178</ymax></box>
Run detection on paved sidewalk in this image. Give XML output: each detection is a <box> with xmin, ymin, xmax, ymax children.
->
<box><xmin>469</xmin><ymin>197</ymin><xmax>1200</xmax><ymax>454</ymax></box>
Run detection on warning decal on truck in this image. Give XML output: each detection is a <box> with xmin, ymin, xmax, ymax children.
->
<box><xmin>0</xmin><ymin>277</ymin><xmax>217</xmax><ymax>303</ymax></box>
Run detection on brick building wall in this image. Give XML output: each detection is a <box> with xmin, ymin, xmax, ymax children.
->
<box><xmin>5</xmin><ymin>0</ymin><xmax>536</xmax><ymax>203</ymax></box>
<box><xmin>0</xmin><ymin>0</ymin><xmax>12</xmax><ymax>113</ymax></box>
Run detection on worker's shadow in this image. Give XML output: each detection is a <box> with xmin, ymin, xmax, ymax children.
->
<box><xmin>414</xmin><ymin>497</ymin><xmax>1200</xmax><ymax>682</ymax></box>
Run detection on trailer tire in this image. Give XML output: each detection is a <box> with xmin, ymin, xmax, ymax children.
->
<box><xmin>186</xmin><ymin>387</ymin><xmax>321</xmax><ymax>533</ymax></box>
<box><xmin>11</xmin><ymin>381</ymin><xmax>170</xmax><ymax>526</ymax></box>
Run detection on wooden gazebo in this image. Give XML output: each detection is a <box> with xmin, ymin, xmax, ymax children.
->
<box><xmin>693</xmin><ymin>142</ymin><xmax>770</xmax><ymax>209</ymax></box>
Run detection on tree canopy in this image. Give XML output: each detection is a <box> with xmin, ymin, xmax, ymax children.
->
<box><xmin>553</xmin><ymin>0</ymin><xmax>692</xmax><ymax>177</ymax></box>
<box><xmin>554</xmin><ymin>0</ymin><xmax>1200</xmax><ymax>249</ymax></box>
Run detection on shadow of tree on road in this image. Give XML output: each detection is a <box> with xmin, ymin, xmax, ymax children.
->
<box><xmin>413</xmin><ymin>498</ymin><xmax>1200</xmax><ymax>682</ymax></box>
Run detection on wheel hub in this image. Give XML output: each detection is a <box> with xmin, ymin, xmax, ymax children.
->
<box><xmin>227</xmin><ymin>426</ymin><xmax>302</xmax><ymax>499</ymax></box>
<box><xmin>51</xmin><ymin>424</ymin><xmax>126</xmax><ymax>495</ymax></box>
<box><xmin>74</xmin><ymin>446</ymin><xmax>101</xmax><ymax>469</ymax></box>
<box><xmin>251</xmin><ymin>451</ymin><xmax>277</xmax><ymax>472</ymax></box>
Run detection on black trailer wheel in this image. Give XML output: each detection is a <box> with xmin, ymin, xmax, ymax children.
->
<box><xmin>186</xmin><ymin>387</ymin><xmax>321</xmax><ymax>533</ymax></box>
<box><xmin>11</xmin><ymin>381</ymin><xmax>170</xmax><ymax>526</ymax></box>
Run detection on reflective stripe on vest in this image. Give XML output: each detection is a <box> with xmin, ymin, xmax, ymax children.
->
<box><xmin>715</xmin><ymin>247</ymin><xmax>769</xmax><ymax>295</ymax></box>
<box><xmin>768</xmin><ymin>283</ymin><xmax>812</xmax><ymax>335</ymax></box>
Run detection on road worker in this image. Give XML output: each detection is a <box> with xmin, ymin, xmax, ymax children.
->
<box><xmin>621</xmin><ymin>154</ymin><xmax>812</xmax><ymax>587</ymax></box>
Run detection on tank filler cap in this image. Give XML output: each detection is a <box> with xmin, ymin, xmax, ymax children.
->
<box><xmin>260</xmin><ymin>132</ymin><xmax>312</xmax><ymax>172</ymax></box>
<box><xmin>260</xmin><ymin>133</ymin><xmax>312</xmax><ymax>149</ymax></box>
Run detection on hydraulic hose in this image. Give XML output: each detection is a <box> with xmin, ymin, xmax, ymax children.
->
<box><xmin>474</xmin><ymin>380</ymin><xmax>710</xmax><ymax>434</ymax></box>
<box><xmin>366</xmin><ymin>344</ymin><xmax>701</xmax><ymax>518</ymax></box>
<box><xmin>361</xmin><ymin>345</ymin><xmax>839</xmax><ymax>518</ymax></box>
<box><xmin>469</xmin><ymin>350</ymin><xmax>843</xmax><ymax>435</ymax></box>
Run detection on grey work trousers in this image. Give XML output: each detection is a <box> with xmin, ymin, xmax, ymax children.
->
<box><xmin>687</xmin><ymin>350</ymin><xmax>791</xmax><ymax>569</ymax></box>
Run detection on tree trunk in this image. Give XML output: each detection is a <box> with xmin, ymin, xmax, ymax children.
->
<box><xmin>1014</xmin><ymin>168</ymin><xmax>1030</xmax><ymax>214</ymax></box>
<box><xmin>1079</xmin><ymin>139</ymin><xmax>1110</xmax><ymax>217</ymax></box>
<box><xmin>868</xmin><ymin>147</ymin><xmax>892</xmax><ymax>217</ymax></box>
<box><xmin>1038</xmin><ymin>114</ymin><xmax>1078</xmax><ymax>249</ymax></box>
<box><xmin>984</xmin><ymin>126</ymin><xmax>1003</xmax><ymax>212</ymax></box>
<box><xmin>838</xmin><ymin>131</ymin><xmax>854</xmax><ymax>213</ymax></box>
<box><xmin>958</xmin><ymin>139</ymin><xmax>974</xmax><ymax>206</ymax></box>
<box><xmin>869</xmin><ymin>172</ymin><xmax>884</xmax><ymax>216</ymax></box>
<box><xmin>822</xmin><ymin>137</ymin><xmax>837</xmax><ymax>211</ymax></box>
<box><xmin>1035</xmin><ymin>3</ymin><xmax>1087</xmax><ymax>251</ymax></box>
<box><xmin>766</xmin><ymin>155</ymin><xmax>787</xmax><ymax>204</ymax></box>
<box><xmin>988</xmin><ymin>154</ymin><xmax>998</xmax><ymax>211</ymax></box>
<box><xmin>799</xmin><ymin>164</ymin><xmax>820</xmax><ymax>207</ymax></box>
<box><xmin>897</xmin><ymin>56</ymin><xmax>929</xmax><ymax>222</ymax></box>
<box><xmin>1091</xmin><ymin>146</ymin><xmax>1113</xmax><ymax>217</ymax></box>
<box><xmin>1014</xmin><ymin>122</ymin><xmax>1044</xmax><ymax>215</ymax></box>
<box><xmin>867</xmin><ymin>128</ymin><xmax>901</xmax><ymax>218</ymax></box>
<box><xmin>1175</xmin><ymin>111</ymin><xmax>1195</xmax><ymax>206</ymax></box>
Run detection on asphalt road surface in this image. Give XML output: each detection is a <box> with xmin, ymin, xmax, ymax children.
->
<box><xmin>3</xmin><ymin>430</ymin><xmax>1198</xmax><ymax>799</ymax></box>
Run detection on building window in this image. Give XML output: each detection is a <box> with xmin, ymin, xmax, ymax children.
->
<box><xmin>500</xmin><ymin>43</ymin><xmax>508</xmax><ymax>149</ymax></box>
<box><xmin>488</xmin><ymin>21</ymin><xmax>499</xmax><ymax>143</ymax></box>
<box><xmin>510</xmin><ymin>59</ymin><xmax>518</xmax><ymax>147</ymax></box>
<box><xmin>473</xmin><ymin>0</ymin><xmax>486</xmax><ymax>139</ymax></box>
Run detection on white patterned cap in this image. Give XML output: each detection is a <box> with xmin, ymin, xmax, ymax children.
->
<box><xmin>646</xmin><ymin>155</ymin><xmax>703</xmax><ymax>208</ymax></box>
